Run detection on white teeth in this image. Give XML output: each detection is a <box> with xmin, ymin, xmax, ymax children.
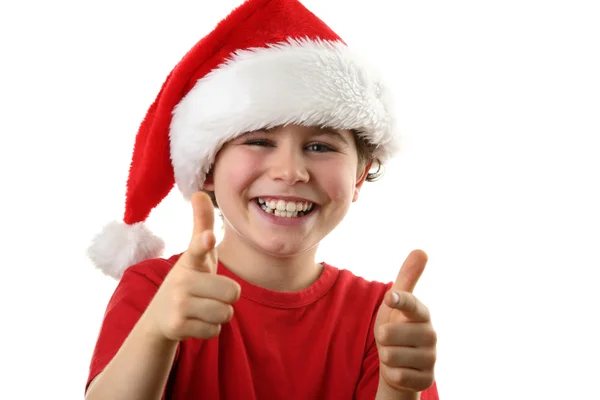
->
<box><xmin>276</xmin><ymin>200</ymin><xmax>286</xmax><ymax>211</ymax></box>
<box><xmin>257</xmin><ymin>197</ymin><xmax>314</xmax><ymax>218</ymax></box>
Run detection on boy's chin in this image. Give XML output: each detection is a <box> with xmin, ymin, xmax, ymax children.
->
<box><xmin>249</xmin><ymin>239</ymin><xmax>318</xmax><ymax>259</ymax></box>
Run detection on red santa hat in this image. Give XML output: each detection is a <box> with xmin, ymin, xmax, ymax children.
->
<box><xmin>87</xmin><ymin>0</ymin><xmax>400</xmax><ymax>279</ymax></box>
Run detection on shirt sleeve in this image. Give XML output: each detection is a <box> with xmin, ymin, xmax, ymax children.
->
<box><xmin>85</xmin><ymin>260</ymin><xmax>179</xmax><ymax>394</ymax></box>
<box><xmin>354</xmin><ymin>337</ymin><xmax>383</xmax><ymax>399</ymax></box>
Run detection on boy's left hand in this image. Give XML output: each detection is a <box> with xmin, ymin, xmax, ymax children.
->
<box><xmin>374</xmin><ymin>250</ymin><xmax>437</xmax><ymax>399</ymax></box>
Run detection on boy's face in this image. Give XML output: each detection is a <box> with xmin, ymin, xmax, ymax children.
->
<box><xmin>204</xmin><ymin>124</ymin><xmax>369</xmax><ymax>258</ymax></box>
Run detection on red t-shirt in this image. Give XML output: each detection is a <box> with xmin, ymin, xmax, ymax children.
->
<box><xmin>87</xmin><ymin>255</ymin><xmax>439</xmax><ymax>399</ymax></box>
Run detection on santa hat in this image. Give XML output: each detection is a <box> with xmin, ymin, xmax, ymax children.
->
<box><xmin>87</xmin><ymin>0</ymin><xmax>399</xmax><ymax>279</ymax></box>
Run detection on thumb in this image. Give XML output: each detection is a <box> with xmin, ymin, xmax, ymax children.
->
<box><xmin>182</xmin><ymin>192</ymin><xmax>217</xmax><ymax>273</ymax></box>
<box><xmin>392</xmin><ymin>249</ymin><xmax>428</xmax><ymax>293</ymax></box>
<box><xmin>191</xmin><ymin>191</ymin><xmax>215</xmax><ymax>237</ymax></box>
<box><xmin>376</xmin><ymin>249</ymin><xmax>428</xmax><ymax>325</ymax></box>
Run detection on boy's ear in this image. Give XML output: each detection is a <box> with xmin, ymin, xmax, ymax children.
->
<box><xmin>353</xmin><ymin>160</ymin><xmax>372</xmax><ymax>202</ymax></box>
<box><xmin>202</xmin><ymin>171</ymin><xmax>215</xmax><ymax>191</ymax></box>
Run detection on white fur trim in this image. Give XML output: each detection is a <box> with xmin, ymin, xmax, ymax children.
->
<box><xmin>170</xmin><ymin>37</ymin><xmax>399</xmax><ymax>198</ymax></box>
<box><xmin>87</xmin><ymin>221</ymin><xmax>165</xmax><ymax>279</ymax></box>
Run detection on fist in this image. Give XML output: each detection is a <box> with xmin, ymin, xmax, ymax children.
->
<box><xmin>144</xmin><ymin>192</ymin><xmax>241</xmax><ymax>342</ymax></box>
<box><xmin>374</xmin><ymin>250</ymin><xmax>437</xmax><ymax>396</ymax></box>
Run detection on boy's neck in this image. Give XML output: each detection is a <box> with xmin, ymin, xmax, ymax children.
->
<box><xmin>215</xmin><ymin>232</ymin><xmax>323</xmax><ymax>293</ymax></box>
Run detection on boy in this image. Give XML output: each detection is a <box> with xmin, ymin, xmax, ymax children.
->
<box><xmin>85</xmin><ymin>0</ymin><xmax>439</xmax><ymax>399</ymax></box>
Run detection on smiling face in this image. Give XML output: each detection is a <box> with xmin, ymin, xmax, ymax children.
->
<box><xmin>203</xmin><ymin>124</ymin><xmax>370</xmax><ymax>259</ymax></box>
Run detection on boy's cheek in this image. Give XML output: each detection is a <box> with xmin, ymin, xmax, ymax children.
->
<box><xmin>216</xmin><ymin>154</ymin><xmax>262</xmax><ymax>182</ymax></box>
<box><xmin>328</xmin><ymin>185</ymin><xmax>354</xmax><ymax>204</ymax></box>
<box><xmin>321</xmin><ymin>168</ymin><xmax>359</xmax><ymax>203</ymax></box>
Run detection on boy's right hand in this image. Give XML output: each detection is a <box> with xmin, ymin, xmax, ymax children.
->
<box><xmin>143</xmin><ymin>192</ymin><xmax>241</xmax><ymax>342</ymax></box>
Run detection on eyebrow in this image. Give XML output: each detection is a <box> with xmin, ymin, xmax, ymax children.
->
<box><xmin>256</xmin><ymin>126</ymin><xmax>351</xmax><ymax>146</ymax></box>
<box><xmin>309</xmin><ymin>126</ymin><xmax>351</xmax><ymax>146</ymax></box>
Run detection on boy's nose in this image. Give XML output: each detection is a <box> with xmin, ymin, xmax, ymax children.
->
<box><xmin>267</xmin><ymin>148</ymin><xmax>309</xmax><ymax>185</ymax></box>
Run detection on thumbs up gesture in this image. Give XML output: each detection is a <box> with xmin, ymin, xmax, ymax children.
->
<box><xmin>374</xmin><ymin>250</ymin><xmax>437</xmax><ymax>399</ymax></box>
<box><xmin>143</xmin><ymin>192</ymin><xmax>241</xmax><ymax>342</ymax></box>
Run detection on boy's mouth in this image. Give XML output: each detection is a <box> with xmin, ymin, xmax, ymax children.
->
<box><xmin>254</xmin><ymin>197</ymin><xmax>315</xmax><ymax>218</ymax></box>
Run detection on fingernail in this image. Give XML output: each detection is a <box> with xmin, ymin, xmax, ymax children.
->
<box><xmin>391</xmin><ymin>291</ymin><xmax>400</xmax><ymax>304</ymax></box>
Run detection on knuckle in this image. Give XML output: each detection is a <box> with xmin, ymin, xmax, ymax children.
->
<box><xmin>425</xmin><ymin>350</ymin><xmax>437</xmax><ymax>369</ymax></box>
<box><xmin>422</xmin><ymin>304</ymin><xmax>432</xmax><ymax>320</ymax></box>
<box><xmin>407</xmin><ymin>295</ymin><xmax>419</xmax><ymax>315</ymax></box>
<box><xmin>421</xmin><ymin>374</ymin><xmax>435</xmax><ymax>390</ymax></box>
<box><xmin>427</xmin><ymin>329</ymin><xmax>438</xmax><ymax>346</ymax></box>
<box><xmin>388</xmin><ymin>368</ymin><xmax>432</xmax><ymax>391</ymax></box>
<box><xmin>185</xmin><ymin>246</ymin><xmax>208</xmax><ymax>267</ymax></box>
<box><xmin>169</xmin><ymin>268</ymin><xmax>187</xmax><ymax>286</ymax></box>
<box><xmin>390</xmin><ymin>368</ymin><xmax>406</xmax><ymax>386</ymax></box>
<box><xmin>222</xmin><ymin>305</ymin><xmax>234</xmax><ymax>322</ymax></box>
<box><xmin>211</xmin><ymin>303</ymin><xmax>231</xmax><ymax>323</ymax></box>
<box><xmin>171</xmin><ymin>269</ymin><xmax>194</xmax><ymax>291</ymax></box>
<box><xmin>204</xmin><ymin>323</ymin><xmax>221</xmax><ymax>338</ymax></box>
<box><xmin>396</xmin><ymin>370</ymin><xmax>416</xmax><ymax>388</ymax></box>
<box><xmin>225</xmin><ymin>282</ymin><xmax>241</xmax><ymax>303</ymax></box>
<box><xmin>419</xmin><ymin>325</ymin><xmax>437</xmax><ymax>347</ymax></box>
<box><xmin>172</xmin><ymin>292</ymin><xmax>189</xmax><ymax>312</ymax></box>
<box><xmin>404</xmin><ymin>370</ymin><xmax>434</xmax><ymax>391</ymax></box>
<box><xmin>378</xmin><ymin>347</ymin><xmax>393</xmax><ymax>365</ymax></box>
<box><xmin>188</xmin><ymin>232</ymin><xmax>205</xmax><ymax>253</ymax></box>
<box><xmin>376</xmin><ymin>324</ymin><xmax>389</xmax><ymax>344</ymax></box>
<box><xmin>423</xmin><ymin>303</ymin><xmax>430</xmax><ymax>314</ymax></box>
<box><xmin>166</xmin><ymin>315</ymin><xmax>186</xmax><ymax>336</ymax></box>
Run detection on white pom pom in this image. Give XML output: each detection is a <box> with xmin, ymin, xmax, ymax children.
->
<box><xmin>87</xmin><ymin>221</ymin><xmax>165</xmax><ymax>279</ymax></box>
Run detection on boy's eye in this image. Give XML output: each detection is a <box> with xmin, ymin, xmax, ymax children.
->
<box><xmin>244</xmin><ymin>140</ymin><xmax>334</xmax><ymax>152</ymax></box>
<box><xmin>306</xmin><ymin>143</ymin><xmax>334</xmax><ymax>152</ymax></box>
<box><xmin>244</xmin><ymin>139</ymin><xmax>273</xmax><ymax>147</ymax></box>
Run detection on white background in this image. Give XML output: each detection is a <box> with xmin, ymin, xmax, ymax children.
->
<box><xmin>1</xmin><ymin>0</ymin><xmax>599</xmax><ymax>399</ymax></box>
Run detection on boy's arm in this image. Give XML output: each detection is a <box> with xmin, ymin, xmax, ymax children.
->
<box><xmin>84</xmin><ymin>264</ymin><xmax>179</xmax><ymax>400</ymax></box>
<box><xmin>86</xmin><ymin>193</ymin><xmax>238</xmax><ymax>399</ymax></box>
<box><xmin>85</xmin><ymin>312</ymin><xmax>178</xmax><ymax>400</ymax></box>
